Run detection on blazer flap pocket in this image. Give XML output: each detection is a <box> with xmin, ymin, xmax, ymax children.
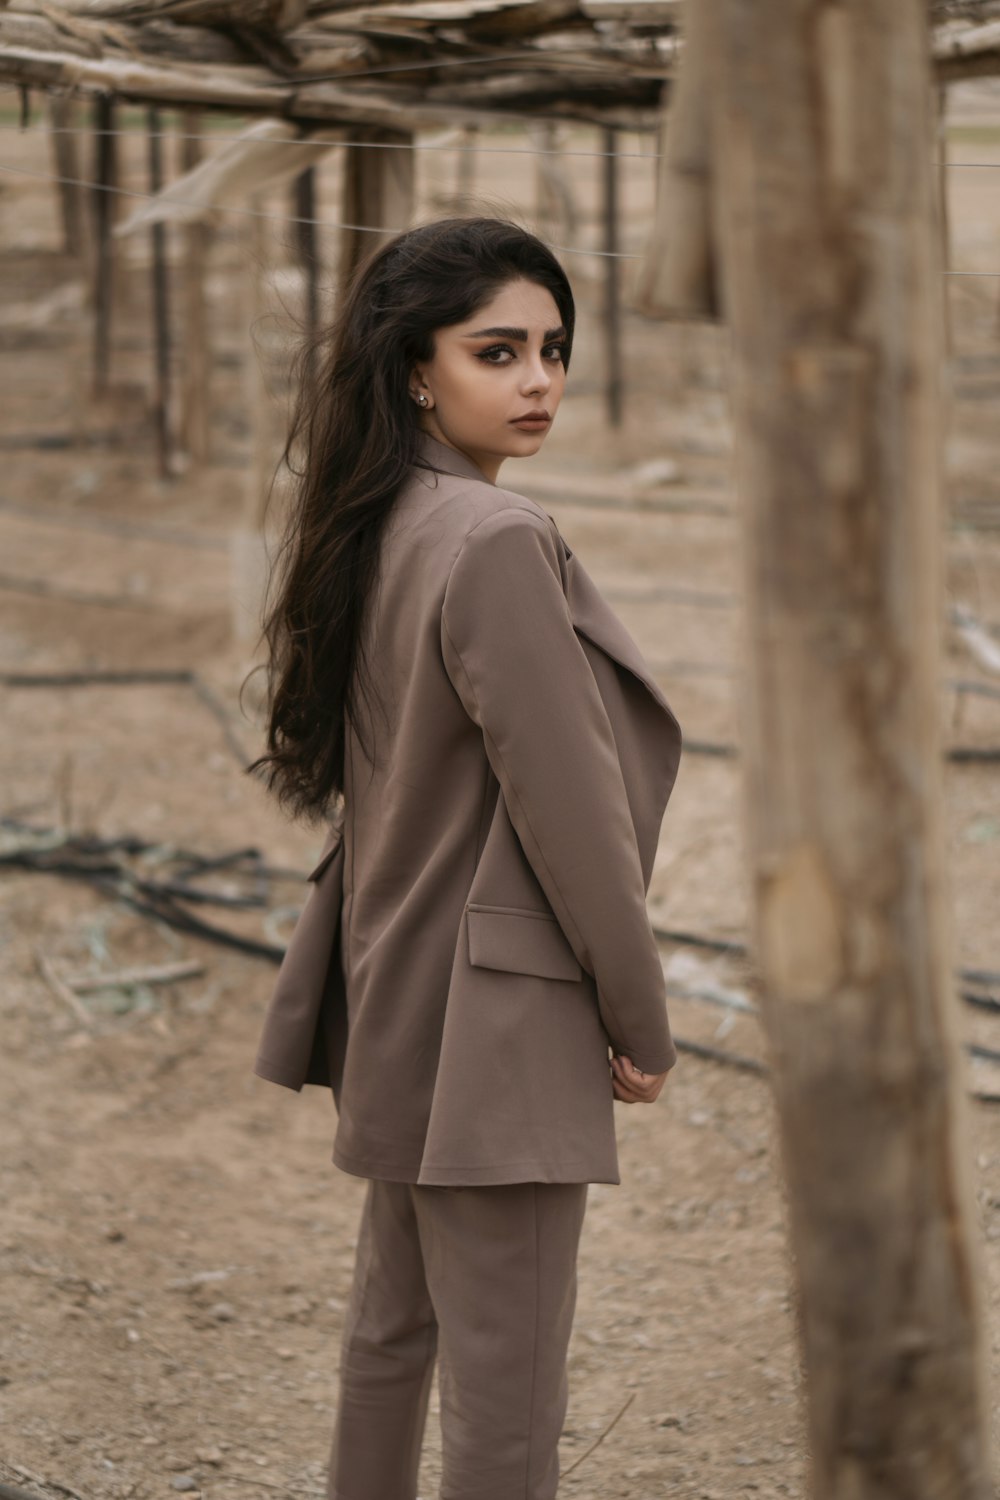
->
<box><xmin>466</xmin><ymin>905</ymin><xmax>582</xmax><ymax>983</ymax></box>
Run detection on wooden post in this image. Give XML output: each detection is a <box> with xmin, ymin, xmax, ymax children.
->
<box><xmin>293</xmin><ymin>163</ymin><xmax>320</xmax><ymax>393</ymax></box>
<box><xmin>531</xmin><ymin>122</ymin><xmax>577</xmax><ymax>244</ymax></box>
<box><xmin>602</xmin><ymin>126</ymin><xmax>623</xmax><ymax>428</ymax></box>
<box><xmin>704</xmin><ymin>0</ymin><xmax>991</xmax><ymax>1494</ymax></box>
<box><xmin>47</xmin><ymin>94</ymin><xmax>87</xmax><ymax>260</ymax></box>
<box><xmin>91</xmin><ymin>93</ymin><xmax>118</xmax><ymax>396</ymax></box>
<box><xmin>233</xmin><ymin>199</ymin><xmax>279</xmax><ymax>650</ymax></box>
<box><xmin>338</xmin><ymin>128</ymin><xmax>415</xmax><ymax>297</ymax></box>
<box><xmin>179</xmin><ymin>109</ymin><xmax>210</xmax><ymax>465</ymax></box>
<box><xmin>633</xmin><ymin>2</ymin><xmax>719</xmax><ymax>320</ymax></box>
<box><xmin>936</xmin><ymin>83</ymin><xmax>952</xmax><ymax>357</ymax></box>
<box><xmin>147</xmin><ymin>106</ymin><xmax>172</xmax><ymax>477</ymax></box>
<box><xmin>456</xmin><ymin>124</ymin><xmax>478</xmax><ymax>203</ymax></box>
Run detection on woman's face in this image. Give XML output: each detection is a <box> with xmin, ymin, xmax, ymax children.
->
<box><xmin>411</xmin><ymin>277</ymin><xmax>568</xmax><ymax>483</ymax></box>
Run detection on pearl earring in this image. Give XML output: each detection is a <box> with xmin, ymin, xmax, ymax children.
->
<box><xmin>416</xmin><ymin>394</ymin><xmax>428</xmax><ymax>407</ymax></box>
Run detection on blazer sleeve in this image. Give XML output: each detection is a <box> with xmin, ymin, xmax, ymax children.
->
<box><xmin>440</xmin><ymin>506</ymin><xmax>677</xmax><ymax>1076</ymax></box>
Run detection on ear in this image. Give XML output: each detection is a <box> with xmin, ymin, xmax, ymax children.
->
<box><xmin>409</xmin><ymin>365</ymin><xmax>434</xmax><ymax>408</ymax></box>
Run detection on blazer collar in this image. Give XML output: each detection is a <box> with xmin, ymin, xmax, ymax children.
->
<box><xmin>414</xmin><ymin>430</ymin><xmax>493</xmax><ymax>486</ymax></box>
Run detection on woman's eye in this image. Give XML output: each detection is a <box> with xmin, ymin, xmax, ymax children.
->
<box><xmin>476</xmin><ymin>342</ymin><xmax>567</xmax><ymax>366</ymax></box>
<box><xmin>477</xmin><ymin>344</ymin><xmax>514</xmax><ymax>364</ymax></box>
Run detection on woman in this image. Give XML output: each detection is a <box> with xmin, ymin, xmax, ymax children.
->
<box><xmin>251</xmin><ymin>217</ymin><xmax>683</xmax><ymax>1500</ymax></box>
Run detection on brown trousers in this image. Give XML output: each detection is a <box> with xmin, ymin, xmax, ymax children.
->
<box><xmin>327</xmin><ymin>1177</ymin><xmax>590</xmax><ymax>1500</ymax></box>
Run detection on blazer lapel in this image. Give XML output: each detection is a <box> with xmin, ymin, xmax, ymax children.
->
<box><xmin>564</xmin><ymin>549</ymin><xmax>677</xmax><ymax>721</ymax></box>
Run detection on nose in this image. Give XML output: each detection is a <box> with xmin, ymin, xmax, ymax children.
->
<box><xmin>520</xmin><ymin>350</ymin><xmax>553</xmax><ymax>395</ymax></box>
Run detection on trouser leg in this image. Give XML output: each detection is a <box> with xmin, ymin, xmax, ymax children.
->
<box><xmin>327</xmin><ymin>1178</ymin><xmax>438</xmax><ymax>1500</ymax></box>
<box><xmin>412</xmin><ymin>1181</ymin><xmax>589</xmax><ymax>1500</ymax></box>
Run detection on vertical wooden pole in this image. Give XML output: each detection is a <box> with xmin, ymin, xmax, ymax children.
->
<box><xmin>180</xmin><ymin>109</ymin><xmax>210</xmax><ymax>465</ymax></box>
<box><xmin>534</xmin><ymin>121</ymin><xmax>559</xmax><ymax>229</ymax></box>
<box><xmin>602</xmin><ymin>126</ymin><xmax>623</xmax><ymax>428</ymax></box>
<box><xmin>936</xmin><ymin>83</ymin><xmax>952</xmax><ymax>358</ymax></box>
<box><xmin>91</xmin><ymin>94</ymin><xmax>117</xmax><ymax>396</ymax></box>
<box><xmin>456</xmin><ymin>125</ymin><xmax>478</xmax><ymax>203</ymax></box>
<box><xmin>147</xmin><ymin>106</ymin><xmax>172</xmax><ymax>477</ymax></box>
<box><xmin>338</xmin><ymin>128</ymin><xmax>415</xmax><ymax>297</ymax></box>
<box><xmin>48</xmin><ymin>95</ymin><xmax>87</xmax><ymax>260</ymax></box>
<box><xmin>633</xmin><ymin>11</ymin><xmax>718</xmax><ymax>321</ymax></box>
<box><xmin>531</xmin><ymin>122</ymin><xmax>578</xmax><ymax>244</ymax></box>
<box><xmin>293</xmin><ymin>164</ymin><xmax>320</xmax><ymax>394</ymax></box>
<box><xmin>705</xmin><ymin>0</ymin><xmax>990</xmax><ymax>1494</ymax></box>
<box><xmin>233</xmin><ymin>200</ymin><xmax>277</xmax><ymax>650</ymax></box>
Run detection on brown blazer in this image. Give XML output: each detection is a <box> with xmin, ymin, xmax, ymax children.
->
<box><xmin>253</xmin><ymin>431</ymin><xmax>683</xmax><ymax>1186</ymax></box>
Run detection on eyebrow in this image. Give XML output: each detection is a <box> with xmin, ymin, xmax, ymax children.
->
<box><xmin>462</xmin><ymin>325</ymin><xmax>567</xmax><ymax>341</ymax></box>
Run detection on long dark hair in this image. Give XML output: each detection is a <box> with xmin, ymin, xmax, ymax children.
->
<box><xmin>248</xmin><ymin>216</ymin><xmax>576</xmax><ymax>825</ymax></box>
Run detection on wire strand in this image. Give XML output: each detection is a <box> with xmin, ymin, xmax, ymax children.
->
<box><xmin>3</xmin><ymin>157</ymin><xmax>1000</xmax><ymax>271</ymax></box>
<box><xmin>0</xmin><ymin>160</ymin><xmax>642</xmax><ymax>258</ymax></box>
<box><xmin>0</xmin><ymin>117</ymin><xmax>661</xmax><ymax>160</ymax></box>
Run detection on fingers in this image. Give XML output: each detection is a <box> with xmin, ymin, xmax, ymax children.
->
<box><xmin>611</xmin><ymin>1075</ymin><xmax>639</xmax><ymax>1103</ymax></box>
<box><xmin>610</xmin><ymin>1054</ymin><xmax>666</xmax><ymax>1104</ymax></box>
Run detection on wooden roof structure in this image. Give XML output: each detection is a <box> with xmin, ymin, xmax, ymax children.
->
<box><xmin>3</xmin><ymin>0</ymin><xmax>1000</xmax><ymax>133</ymax></box>
<box><xmin>2</xmin><ymin>0</ymin><xmax>682</xmax><ymax>130</ymax></box>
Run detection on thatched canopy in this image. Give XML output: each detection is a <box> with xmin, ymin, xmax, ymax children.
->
<box><xmin>2</xmin><ymin>0</ymin><xmax>1000</xmax><ymax>132</ymax></box>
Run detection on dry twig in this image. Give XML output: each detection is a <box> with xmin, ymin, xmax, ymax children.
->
<box><xmin>560</xmin><ymin>1392</ymin><xmax>636</xmax><ymax>1478</ymax></box>
<box><xmin>35</xmin><ymin>950</ymin><xmax>93</xmax><ymax>1026</ymax></box>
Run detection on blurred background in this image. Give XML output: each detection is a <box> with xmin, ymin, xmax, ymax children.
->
<box><xmin>1</xmin><ymin>45</ymin><xmax>999</xmax><ymax>1500</ymax></box>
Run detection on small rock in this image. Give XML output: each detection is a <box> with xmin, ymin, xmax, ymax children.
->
<box><xmin>624</xmin><ymin>457</ymin><xmax>682</xmax><ymax>491</ymax></box>
<box><xmin>208</xmin><ymin>1302</ymin><xmax>236</xmax><ymax>1322</ymax></box>
<box><xmin>282</xmin><ymin>1294</ymin><xmax>313</xmax><ymax>1321</ymax></box>
<box><xmin>196</xmin><ymin>1447</ymin><xmax>224</xmax><ymax>1466</ymax></box>
<box><xmin>170</xmin><ymin>1478</ymin><xmax>198</xmax><ymax>1493</ymax></box>
<box><xmin>657</xmin><ymin>1413</ymin><xmax>687</xmax><ymax>1431</ymax></box>
<box><xmin>167</xmin><ymin>1270</ymin><xmax>232</xmax><ymax>1293</ymax></box>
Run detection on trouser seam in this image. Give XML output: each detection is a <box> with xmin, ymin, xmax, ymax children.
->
<box><xmin>523</xmin><ymin>1183</ymin><xmax>541</xmax><ymax>1498</ymax></box>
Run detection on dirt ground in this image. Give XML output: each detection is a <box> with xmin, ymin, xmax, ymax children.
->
<box><xmin>1</xmin><ymin>81</ymin><xmax>1000</xmax><ymax>1500</ymax></box>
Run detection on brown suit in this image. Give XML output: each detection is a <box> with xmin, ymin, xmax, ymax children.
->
<box><xmin>253</xmin><ymin>431</ymin><xmax>683</xmax><ymax>1187</ymax></box>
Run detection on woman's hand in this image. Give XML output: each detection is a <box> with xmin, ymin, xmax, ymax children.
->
<box><xmin>610</xmin><ymin>1053</ymin><xmax>669</xmax><ymax>1104</ymax></box>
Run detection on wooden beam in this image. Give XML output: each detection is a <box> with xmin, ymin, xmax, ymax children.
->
<box><xmin>179</xmin><ymin>109</ymin><xmax>211</xmax><ymax>465</ymax></box>
<box><xmin>531</xmin><ymin>121</ymin><xmax>577</xmax><ymax>241</ymax></box>
<box><xmin>706</xmin><ymin>0</ymin><xmax>991</xmax><ymax>1494</ymax></box>
<box><xmin>47</xmin><ymin>94</ymin><xmax>88</xmax><ymax>260</ymax></box>
<box><xmin>91</xmin><ymin>93</ymin><xmax>117</xmax><ymax>397</ymax></box>
<box><xmin>147</xmin><ymin>105</ymin><xmax>172</xmax><ymax>477</ymax></box>
<box><xmin>456</xmin><ymin>124</ymin><xmax>479</xmax><ymax>202</ymax></box>
<box><xmin>601</xmin><ymin>125</ymin><xmax>622</xmax><ymax>427</ymax></box>
<box><xmin>338</xmin><ymin>127</ymin><xmax>415</xmax><ymax>293</ymax></box>
<box><xmin>233</xmin><ymin>200</ymin><xmax>275</xmax><ymax>648</ymax></box>
<box><xmin>632</xmin><ymin>1</ymin><xmax>717</xmax><ymax>319</ymax></box>
<box><xmin>293</xmin><ymin>163</ymin><xmax>321</xmax><ymax>393</ymax></box>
